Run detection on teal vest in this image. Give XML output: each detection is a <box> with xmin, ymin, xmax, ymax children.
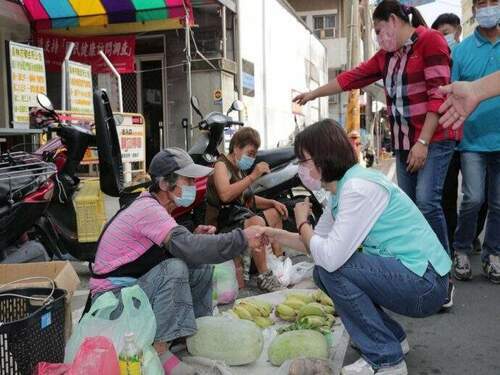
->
<box><xmin>331</xmin><ymin>165</ymin><xmax>451</xmax><ymax>277</ymax></box>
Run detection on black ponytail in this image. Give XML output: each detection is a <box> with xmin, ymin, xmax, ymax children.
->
<box><xmin>373</xmin><ymin>0</ymin><xmax>428</xmax><ymax>28</ymax></box>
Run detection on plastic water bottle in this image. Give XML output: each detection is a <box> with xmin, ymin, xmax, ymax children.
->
<box><xmin>119</xmin><ymin>332</ymin><xmax>143</xmax><ymax>375</ymax></box>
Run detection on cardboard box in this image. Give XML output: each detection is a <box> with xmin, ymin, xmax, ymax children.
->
<box><xmin>0</xmin><ymin>261</ymin><xmax>81</xmax><ymax>341</ymax></box>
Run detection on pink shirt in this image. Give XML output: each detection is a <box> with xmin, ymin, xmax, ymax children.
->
<box><xmin>90</xmin><ymin>191</ymin><xmax>177</xmax><ymax>294</ymax></box>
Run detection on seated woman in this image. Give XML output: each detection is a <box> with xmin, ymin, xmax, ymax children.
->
<box><xmin>261</xmin><ymin>120</ymin><xmax>451</xmax><ymax>375</ymax></box>
<box><xmin>206</xmin><ymin>127</ymin><xmax>288</xmax><ymax>292</ymax></box>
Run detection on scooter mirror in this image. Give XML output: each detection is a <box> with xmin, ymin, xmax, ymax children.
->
<box><xmin>37</xmin><ymin>94</ymin><xmax>54</xmax><ymax>112</ymax></box>
<box><xmin>231</xmin><ymin>100</ymin><xmax>244</xmax><ymax>112</ymax></box>
<box><xmin>191</xmin><ymin>96</ymin><xmax>203</xmax><ymax>118</ymax></box>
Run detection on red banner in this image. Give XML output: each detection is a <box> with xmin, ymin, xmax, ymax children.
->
<box><xmin>34</xmin><ymin>33</ymin><xmax>136</xmax><ymax>74</ymax></box>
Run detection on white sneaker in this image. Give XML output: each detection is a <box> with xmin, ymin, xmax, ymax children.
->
<box><xmin>341</xmin><ymin>358</ymin><xmax>408</xmax><ymax>375</ymax></box>
<box><xmin>351</xmin><ymin>338</ymin><xmax>410</xmax><ymax>356</ymax></box>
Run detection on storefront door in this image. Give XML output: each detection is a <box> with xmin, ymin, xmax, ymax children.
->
<box><xmin>137</xmin><ymin>54</ymin><xmax>167</xmax><ymax>167</ymax></box>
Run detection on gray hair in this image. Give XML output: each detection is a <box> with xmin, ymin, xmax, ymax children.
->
<box><xmin>149</xmin><ymin>173</ymin><xmax>179</xmax><ymax>193</ymax></box>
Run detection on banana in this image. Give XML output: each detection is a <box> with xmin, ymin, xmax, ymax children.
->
<box><xmin>254</xmin><ymin>316</ymin><xmax>274</xmax><ymax>328</ymax></box>
<box><xmin>316</xmin><ymin>326</ymin><xmax>332</xmax><ymax>336</ymax></box>
<box><xmin>287</xmin><ymin>292</ymin><xmax>314</xmax><ymax>304</ymax></box>
<box><xmin>237</xmin><ymin>301</ymin><xmax>262</xmax><ymax>318</ymax></box>
<box><xmin>283</xmin><ymin>297</ymin><xmax>306</xmax><ymax>310</ymax></box>
<box><xmin>248</xmin><ymin>299</ymin><xmax>273</xmax><ymax>316</ymax></box>
<box><xmin>298</xmin><ymin>302</ymin><xmax>326</xmax><ymax>319</ymax></box>
<box><xmin>233</xmin><ymin>305</ymin><xmax>254</xmax><ymax>321</ymax></box>
<box><xmin>298</xmin><ymin>315</ymin><xmax>326</xmax><ymax>329</ymax></box>
<box><xmin>325</xmin><ymin>314</ymin><xmax>335</xmax><ymax>328</ymax></box>
<box><xmin>319</xmin><ymin>294</ymin><xmax>334</xmax><ymax>307</ymax></box>
<box><xmin>322</xmin><ymin>305</ymin><xmax>335</xmax><ymax>315</ymax></box>
<box><xmin>276</xmin><ymin>304</ymin><xmax>297</xmax><ymax>322</ymax></box>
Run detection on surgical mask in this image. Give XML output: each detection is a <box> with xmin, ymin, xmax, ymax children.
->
<box><xmin>238</xmin><ymin>154</ymin><xmax>255</xmax><ymax>171</ymax></box>
<box><xmin>475</xmin><ymin>5</ymin><xmax>500</xmax><ymax>29</ymax></box>
<box><xmin>298</xmin><ymin>164</ymin><xmax>322</xmax><ymax>191</ymax></box>
<box><xmin>174</xmin><ymin>185</ymin><xmax>196</xmax><ymax>207</ymax></box>
<box><xmin>445</xmin><ymin>34</ymin><xmax>457</xmax><ymax>49</ymax></box>
<box><xmin>377</xmin><ymin>20</ymin><xmax>398</xmax><ymax>52</ymax></box>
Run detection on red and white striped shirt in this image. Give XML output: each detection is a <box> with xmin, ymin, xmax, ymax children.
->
<box><xmin>337</xmin><ymin>26</ymin><xmax>461</xmax><ymax>150</ymax></box>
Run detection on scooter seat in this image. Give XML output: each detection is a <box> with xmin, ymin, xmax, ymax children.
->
<box><xmin>255</xmin><ymin>147</ymin><xmax>295</xmax><ymax>169</ymax></box>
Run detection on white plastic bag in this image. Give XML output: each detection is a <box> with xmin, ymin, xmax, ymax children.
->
<box><xmin>212</xmin><ymin>260</ymin><xmax>239</xmax><ymax>305</ymax></box>
<box><xmin>266</xmin><ymin>248</ymin><xmax>314</xmax><ymax>287</ymax></box>
<box><xmin>65</xmin><ymin>286</ymin><xmax>163</xmax><ymax>374</ymax></box>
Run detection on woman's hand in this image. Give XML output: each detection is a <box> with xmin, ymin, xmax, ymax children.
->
<box><xmin>250</xmin><ymin>162</ymin><xmax>270</xmax><ymax>180</ymax></box>
<box><xmin>194</xmin><ymin>225</ymin><xmax>217</xmax><ymax>235</ymax></box>
<box><xmin>407</xmin><ymin>142</ymin><xmax>428</xmax><ymax>173</ymax></box>
<box><xmin>293</xmin><ymin>91</ymin><xmax>316</xmax><ymax>106</ymax></box>
<box><xmin>243</xmin><ymin>226</ymin><xmax>269</xmax><ymax>251</ymax></box>
<box><xmin>294</xmin><ymin>197</ymin><xmax>312</xmax><ymax>228</ymax></box>
<box><xmin>272</xmin><ymin>200</ymin><xmax>289</xmax><ymax>219</ymax></box>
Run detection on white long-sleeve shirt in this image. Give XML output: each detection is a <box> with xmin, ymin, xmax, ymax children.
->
<box><xmin>309</xmin><ymin>178</ymin><xmax>390</xmax><ymax>273</ymax></box>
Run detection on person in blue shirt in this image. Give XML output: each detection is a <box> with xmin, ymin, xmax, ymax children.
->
<box><xmin>432</xmin><ymin>13</ymin><xmax>488</xmax><ymax>264</ymax></box>
<box><xmin>450</xmin><ymin>0</ymin><xmax>500</xmax><ymax>284</ymax></box>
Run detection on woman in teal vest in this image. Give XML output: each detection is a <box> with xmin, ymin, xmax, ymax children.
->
<box><xmin>262</xmin><ymin>120</ymin><xmax>451</xmax><ymax>375</ymax></box>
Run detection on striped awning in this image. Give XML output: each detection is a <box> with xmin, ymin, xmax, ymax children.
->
<box><xmin>22</xmin><ymin>0</ymin><xmax>194</xmax><ymax>36</ymax></box>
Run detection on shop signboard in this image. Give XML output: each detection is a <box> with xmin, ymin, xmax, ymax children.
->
<box><xmin>377</xmin><ymin>0</ymin><xmax>435</xmax><ymax>5</ymax></box>
<box><xmin>35</xmin><ymin>33</ymin><xmax>135</xmax><ymax>74</ymax></box>
<box><xmin>8</xmin><ymin>41</ymin><xmax>47</xmax><ymax>128</ymax></box>
<box><xmin>242</xmin><ymin>59</ymin><xmax>255</xmax><ymax>97</ymax></box>
<box><xmin>67</xmin><ymin>61</ymin><xmax>94</xmax><ymax>114</ymax></box>
<box><xmin>117</xmin><ymin>114</ymin><xmax>145</xmax><ymax>164</ymax></box>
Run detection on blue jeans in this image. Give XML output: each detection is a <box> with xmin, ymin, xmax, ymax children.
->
<box><xmin>93</xmin><ymin>258</ymin><xmax>213</xmax><ymax>343</ymax></box>
<box><xmin>313</xmin><ymin>252</ymin><xmax>447</xmax><ymax>369</ymax></box>
<box><xmin>395</xmin><ymin>141</ymin><xmax>456</xmax><ymax>254</ymax></box>
<box><xmin>454</xmin><ymin>152</ymin><xmax>500</xmax><ymax>262</ymax></box>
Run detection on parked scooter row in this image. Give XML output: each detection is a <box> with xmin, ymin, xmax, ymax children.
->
<box><xmin>0</xmin><ymin>90</ymin><xmax>323</xmax><ymax>264</ymax></box>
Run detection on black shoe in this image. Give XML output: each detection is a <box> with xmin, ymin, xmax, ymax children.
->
<box><xmin>441</xmin><ymin>282</ymin><xmax>455</xmax><ymax>311</ymax></box>
<box><xmin>453</xmin><ymin>254</ymin><xmax>472</xmax><ymax>281</ymax></box>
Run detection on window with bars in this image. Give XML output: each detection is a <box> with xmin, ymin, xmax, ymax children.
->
<box><xmin>313</xmin><ymin>14</ymin><xmax>337</xmax><ymax>39</ymax></box>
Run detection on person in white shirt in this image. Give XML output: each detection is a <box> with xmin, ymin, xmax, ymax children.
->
<box><xmin>260</xmin><ymin>119</ymin><xmax>452</xmax><ymax>375</ymax></box>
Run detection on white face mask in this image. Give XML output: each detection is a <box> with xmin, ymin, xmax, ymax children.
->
<box><xmin>445</xmin><ymin>34</ymin><xmax>458</xmax><ymax>49</ymax></box>
<box><xmin>475</xmin><ymin>5</ymin><xmax>500</xmax><ymax>28</ymax></box>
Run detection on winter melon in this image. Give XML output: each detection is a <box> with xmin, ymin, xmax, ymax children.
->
<box><xmin>268</xmin><ymin>329</ymin><xmax>329</xmax><ymax>366</ymax></box>
<box><xmin>187</xmin><ymin>316</ymin><xmax>264</xmax><ymax>365</ymax></box>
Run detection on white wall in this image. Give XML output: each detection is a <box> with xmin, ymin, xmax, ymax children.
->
<box><xmin>239</xmin><ymin>0</ymin><xmax>328</xmax><ymax>148</ymax></box>
<box><xmin>298</xmin><ymin>11</ymin><xmax>347</xmax><ymax>70</ymax></box>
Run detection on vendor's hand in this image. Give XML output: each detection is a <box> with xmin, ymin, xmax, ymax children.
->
<box><xmin>272</xmin><ymin>200</ymin><xmax>289</xmax><ymax>220</ymax></box>
<box><xmin>294</xmin><ymin>197</ymin><xmax>312</xmax><ymax>228</ymax></box>
<box><xmin>251</xmin><ymin>162</ymin><xmax>270</xmax><ymax>180</ymax></box>
<box><xmin>407</xmin><ymin>142</ymin><xmax>428</xmax><ymax>173</ymax></box>
<box><xmin>293</xmin><ymin>91</ymin><xmax>315</xmax><ymax>106</ymax></box>
<box><xmin>243</xmin><ymin>226</ymin><xmax>269</xmax><ymax>251</ymax></box>
<box><xmin>194</xmin><ymin>225</ymin><xmax>217</xmax><ymax>235</ymax></box>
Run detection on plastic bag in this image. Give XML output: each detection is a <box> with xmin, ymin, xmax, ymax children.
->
<box><xmin>36</xmin><ymin>337</ymin><xmax>119</xmax><ymax>375</ymax></box>
<box><xmin>65</xmin><ymin>285</ymin><xmax>163</xmax><ymax>374</ymax></box>
<box><xmin>277</xmin><ymin>358</ymin><xmax>333</xmax><ymax>375</ymax></box>
<box><xmin>266</xmin><ymin>249</ymin><xmax>314</xmax><ymax>287</ymax></box>
<box><xmin>212</xmin><ymin>260</ymin><xmax>239</xmax><ymax>305</ymax></box>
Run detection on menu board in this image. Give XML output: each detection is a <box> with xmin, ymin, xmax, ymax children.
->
<box><xmin>67</xmin><ymin>61</ymin><xmax>94</xmax><ymax>114</ymax></box>
<box><xmin>9</xmin><ymin>41</ymin><xmax>47</xmax><ymax>127</ymax></box>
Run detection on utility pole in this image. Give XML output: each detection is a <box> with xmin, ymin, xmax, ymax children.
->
<box><xmin>362</xmin><ymin>0</ymin><xmax>374</xmax><ymax>136</ymax></box>
<box><xmin>346</xmin><ymin>0</ymin><xmax>360</xmax><ymax>134</ymax></box>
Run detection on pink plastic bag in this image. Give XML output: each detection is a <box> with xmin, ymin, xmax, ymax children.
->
<box><xmin>35</xmin><ymin>337</ymin><xmax>119</xmax><ymax>375</ymax></box>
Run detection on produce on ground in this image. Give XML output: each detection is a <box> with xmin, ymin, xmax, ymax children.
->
<box><xmin>186</xmin><ymin>316</ymin><xmax>264</xmax><ymax>365</ymax></box>
<box><xmin>231</xmin><ymin>299</ymin><xmax>276</xmax><ymax>328</ymax></box>
<box><xmin>268</xmin><ymin>330</ymin><xmax>329</xmax><ymax>366</ymax></box>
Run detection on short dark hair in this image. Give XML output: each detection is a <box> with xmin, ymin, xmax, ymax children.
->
<box><xmin>229</xmin><ymin>127</ymin><xmax>261</xmax><ymax>153</ymax></box>
<box><xmin>373</xmin><ymin>0</ymin><xmax>427</xmax><ymax>28</ymax></box>
<box><xmin>431</xmin><ymin>13</ymin><xmax>461</xmax><ymax>30</ymax></box>
<box><xmin>294</xmin><ymin>119</ymin><xmax>358</xmax><ymax>183</ymax></box>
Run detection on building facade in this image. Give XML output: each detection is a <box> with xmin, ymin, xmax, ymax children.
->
<box><xmin>287</xmin><ymin>0</ymin><xmax>349</xmax><ymax>125</ymax></box>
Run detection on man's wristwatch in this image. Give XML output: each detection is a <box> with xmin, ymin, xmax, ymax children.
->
<box><xmin>417</xmin><ymin>138</ymin><xmax>429</xmax><ymax>146</ymax></box>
